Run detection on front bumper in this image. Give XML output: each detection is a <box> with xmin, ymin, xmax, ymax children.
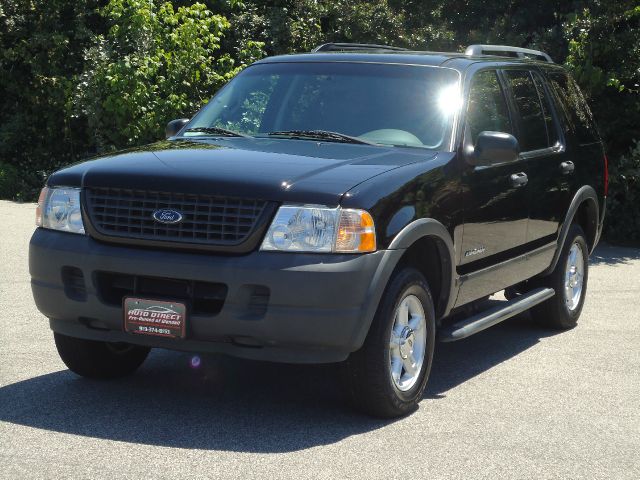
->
<box><xmin>29</xmin><ymin>229</ymin><xmax>402</xmax><ymax>363</ymax></box>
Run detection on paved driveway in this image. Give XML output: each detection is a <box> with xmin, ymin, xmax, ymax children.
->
<box><xmin>1</xmin><ymin>200</ymin><xmax>638</xmax><ymax>479</ymax></box>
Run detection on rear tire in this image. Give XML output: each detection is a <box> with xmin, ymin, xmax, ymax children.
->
<box><xmin>54</xmin><ymin>332</ymin><xmax>150</xmax><ymax>379</ymax></box>
<box><xmin>342</xmin><ymin>268</ymin><xmax>436</xmax><ymax>418</ymax></box>
<box><xmin>530</xmin><ymin>224</ymin><xmax>589</xmax><ymax>329</ymax></box>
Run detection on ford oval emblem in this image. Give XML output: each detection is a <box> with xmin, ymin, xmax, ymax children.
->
<box><xmin>152</xmin><ymin>209</ymin><xmax>183</xmax><ymax>224</ymax></box>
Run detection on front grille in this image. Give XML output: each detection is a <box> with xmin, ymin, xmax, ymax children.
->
<box><xmin>95</xmin><ymin>272</ymin><xmax>227</xmax><ymax>316</ymax></box>
<box><xmin>85</xmin><ymin>188</ymin><xmax>269</xmax><ymax>247</ymax></box>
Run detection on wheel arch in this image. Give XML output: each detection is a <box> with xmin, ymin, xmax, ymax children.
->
<box><xmin>351</xmin><ymin>219</ymin><xmax>458</xmax><ymax>351</ymax></box>
<box><xmin>541</xmin><ymin>185</ymin><xmax>599</xmax><ymax>276</ymax></box>
<box><xmin>387</xmin><ymin>219</ymin><xmax>457</xmax><ymax>320</ymax></box>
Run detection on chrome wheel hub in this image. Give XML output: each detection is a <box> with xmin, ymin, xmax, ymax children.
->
<box><xmin>389</xmin><ymin>295</ymin><xmax>427</xmax><ymax>392</ymax></box>
<box><xmin>398</xmin><ymin>327</ymin><xmax>415</xmax><ymax>360</ymax></box>
<box><xmin>564</xmin><ymin>242</ymin><xmax>585</xmax><ymax>311</ymax></box>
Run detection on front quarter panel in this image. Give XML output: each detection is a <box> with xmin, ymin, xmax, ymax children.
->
<box><xmin>340</xmin><ymin>152</ymin><xmax>462</xmax><ymax>250</ymax></box>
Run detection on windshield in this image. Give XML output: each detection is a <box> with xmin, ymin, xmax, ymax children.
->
<box><xmin>183</xmin><ymin>62</ymin><xmax>461</xmax><ymax>150</ymax></box>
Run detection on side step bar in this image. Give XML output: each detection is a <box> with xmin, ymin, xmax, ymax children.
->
<box><xmin>439</xmin><ymin>288</ymin><xmax>555</xmax><ymax>342</ymax></box>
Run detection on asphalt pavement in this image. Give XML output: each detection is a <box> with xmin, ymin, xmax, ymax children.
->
<box><xmin>1</xmin><ymin>200</ymin><xmax>638</xmax><ymax>479</ymax></box>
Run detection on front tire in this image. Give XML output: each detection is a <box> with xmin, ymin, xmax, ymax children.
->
<box><xmin>342</xmin><ymin>268</ymin><xmax>436</xmax><ymax>418</ymax></box>
<box><xmin>530</xmin><ymin>224</ymin><xmax>589</xmax><ymax>329</ymax></box>
<box><xmin>54</xmin><ymin>332</ymin><xmax>150</xmax><ymax>379</ymax></box>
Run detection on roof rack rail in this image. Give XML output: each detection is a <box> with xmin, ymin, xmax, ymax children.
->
<box><xmin>465</xmin><ymin>44</ymin><xmax>553</xmax><ymax>63</ymax></box>
<box><xmin>311</xmin><ymin>43</ymin><xmax>408</xmax><ymax>53</ymax></box>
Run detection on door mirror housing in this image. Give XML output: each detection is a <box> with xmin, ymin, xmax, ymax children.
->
<box><xmin>467</xmin><ymin>131</ymin><xmax>520</xmax><ymax>166</ymax></box>
<box><xmin>165</xmin><ymin>118</ymin><xmax>189</xmax><ymax>139</ymax></box>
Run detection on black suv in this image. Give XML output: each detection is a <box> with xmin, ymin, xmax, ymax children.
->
<box><xmin>30</xmin><ymin>43</ymin><xmax>607</xmax><ymax>417</ymax></box>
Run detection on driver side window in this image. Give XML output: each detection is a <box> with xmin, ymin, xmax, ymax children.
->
<box><xmin>467</xmin><ymin>70</ymin><xmax>512</xmax><ymax>144</ymax></box>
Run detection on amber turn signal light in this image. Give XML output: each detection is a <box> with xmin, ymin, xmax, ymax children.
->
<box><xmin>335</xmin><ymin>209</ymin><xmax>376</xmax><ymax>253</ymax></box>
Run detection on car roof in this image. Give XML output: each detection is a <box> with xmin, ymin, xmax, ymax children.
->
<box><xmin>254</xmin><ymin>52</ymin><xmax>562</xmax><ymax>71</ymax></box>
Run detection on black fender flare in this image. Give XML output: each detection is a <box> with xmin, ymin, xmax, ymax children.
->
<box><xmin>389</xmin><ymin>218</ymin><xmax>457</xmax><ymax>318</ymax></box>
<box><xmin>350</xmin><ymin>218</ymin><xmax>458</xmax><ymax>350</ymax></box>
<box><xmin>541</xmin><ymin>185</ymin><xmax>599</xmax><ymax>276</ymax></box>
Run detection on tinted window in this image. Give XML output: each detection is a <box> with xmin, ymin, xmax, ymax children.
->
<box><xmin>546</xmin><ymin>70</ymin><xmax>599</xmax><ymax>145</ymax></box>
<box><xmin>186</xmin><ymin>62</ymin><xmax>460</xmax><ymax>150</ymax></box>
<box><xmin>532</xmin><ymin>73</ymin><xmax>559</xmax><ymax>147</ymax></box>
<box><xmin>503</xmin><ymin>70</ymin><xmax>548</xmax><ymax>151</ymax></box>
<box><xmin>466</xmin><ymin>70</ymin><xmax>512</xmax><ymax>144</ymax></box>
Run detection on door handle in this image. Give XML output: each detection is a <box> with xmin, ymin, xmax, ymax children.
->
<box><xmin>560</xmin><ymin>161</ymin><xmax>575</xmax><ymax>174</ymax></box>
<box><xmin>510</xmin><ymin>172</ymin><xmax>528</xmax><ymax>187</ymax></box>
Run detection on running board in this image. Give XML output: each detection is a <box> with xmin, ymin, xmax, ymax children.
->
<box><xmin>439</xmin><ymin>288</ymin><xmax>555</xmax><ymax>342</ymax></box>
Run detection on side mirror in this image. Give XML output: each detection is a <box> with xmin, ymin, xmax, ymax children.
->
<box><xmin>467</xmin><ymin>131</ymin><xmax>520</xmax><ymax>166</ymax></box>
<box><xmin>165</xmin><ymin>118</ymin><xmax>189</xmax><ymax>139</ymax></box>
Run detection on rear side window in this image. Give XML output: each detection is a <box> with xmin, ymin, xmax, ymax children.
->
<box><xmin>466</xmin><ymin>70</ymin><xmax>512</xmax><ymax>144</ymax></box>
<box><xmin>503</xmin><ymin>70</ymin><xmax>548</xmax><ymax>151</ymax></box>
<box><xmin>532</xmin><ymin>73</ymin><xmax>560</xmax><ymax>147</ymax></box>
<box><xmin>545</xmin><ymin>70</ymin><xmax>599</xmax><ymax>145</ymax></box>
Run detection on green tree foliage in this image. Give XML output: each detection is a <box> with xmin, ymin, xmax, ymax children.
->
<box><xmin>563</xmin><ymin>1</ymin><xmax>640</xmax><ymax>243</ymax></box>
<box><xmin>0</xmin><ymin>0</ymin><xmax>104</xmax><ymax>198</ymax></box>
<box><xmin>564</xmin><ymin>2</ymin><xmax>640</xmax><ymax>157</ymax></box>
<box><xmin>219</xmin><ymin>0</ymin><xmax>454</xmax><ymax>54</ymax></box>
<box><xmin>607</xmin><ymin>141</ymin><xmax>640</xmax><ymax>244</ymax></box>
<box><xmin>78</xmin><ymin>0</ymin><xmax>263</xmax><ymax>149</ymax></box>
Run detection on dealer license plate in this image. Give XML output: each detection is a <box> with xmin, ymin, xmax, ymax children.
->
<box><xmin>123</xmin><ymin>297</ymin><xmax>187</xmax><ymax>339</ymax></box>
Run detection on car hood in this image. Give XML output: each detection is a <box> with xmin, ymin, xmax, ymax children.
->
<box><xmin>48</xmin><ymin>138</ymin><xmax>437</xmax><ymax>205</ymax></box>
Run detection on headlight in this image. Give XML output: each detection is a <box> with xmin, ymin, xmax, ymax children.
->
<box><xmin>260</xmin><ymin>205</ymin><xmax>376</xmax><ymax>253</ymax></box>
<box><xmin>36</xmin><ymin>187</ymin><xmax>85</xmax><ymax>234</ymax></box>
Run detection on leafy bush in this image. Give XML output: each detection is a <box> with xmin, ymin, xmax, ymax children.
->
<box><xmin>564</xmin><ymin>2</ymin><xmax>640</xmax><ymax>245</ymax></box>
<box><xmin>0</xmin><ymin>162</ymin><xmax>22</xmax><ymax>199</ymax></box>
<box><xmin>564</xmin><ymin>2</ymin><xmax>640</xmax><ymax>159</ymax></box>
<box><xmin>0</xmin><ymin>0</ymin><xmax>103</xmax><ymax>199</ymax></box>
<box><xmin>77</xmin><ymin>0</ymin><xmax>263</xmax><ymax>150</ymax></box>
<box><xmin>606</xmin><ymin>141</ymin><xmax>640</xmax><ymax>245</ymax></box>
<box><xmin>222</xmin><ymin>1</ymin><xmax>454</xmax><ymax>55</ymax></box>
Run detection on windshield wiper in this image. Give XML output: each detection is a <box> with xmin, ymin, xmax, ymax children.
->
<box><xmin>183</xmin><ymin>126</ymin><xmax>249</xmax><ymax>138</ymax></box>
<box><xmin>266</xmin><ymin>130</ymin><xmax>377</xmax><ymax>145</ymax></box>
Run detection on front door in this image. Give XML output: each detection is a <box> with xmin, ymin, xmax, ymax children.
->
<box><xmin>458</xmin><ymin>69</ymin><xmax>530</xmax><ymax>269</ymax></box>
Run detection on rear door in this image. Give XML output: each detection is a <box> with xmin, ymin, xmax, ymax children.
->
<box><xmin>501</xmin><ymin>68</ymin><xmax>571</xmax><ymax>245</ymax></box>
<box><xmin>544</xmin><ymin>68</ymin><xmax>605</xmax><ymax>217</ymax></box>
